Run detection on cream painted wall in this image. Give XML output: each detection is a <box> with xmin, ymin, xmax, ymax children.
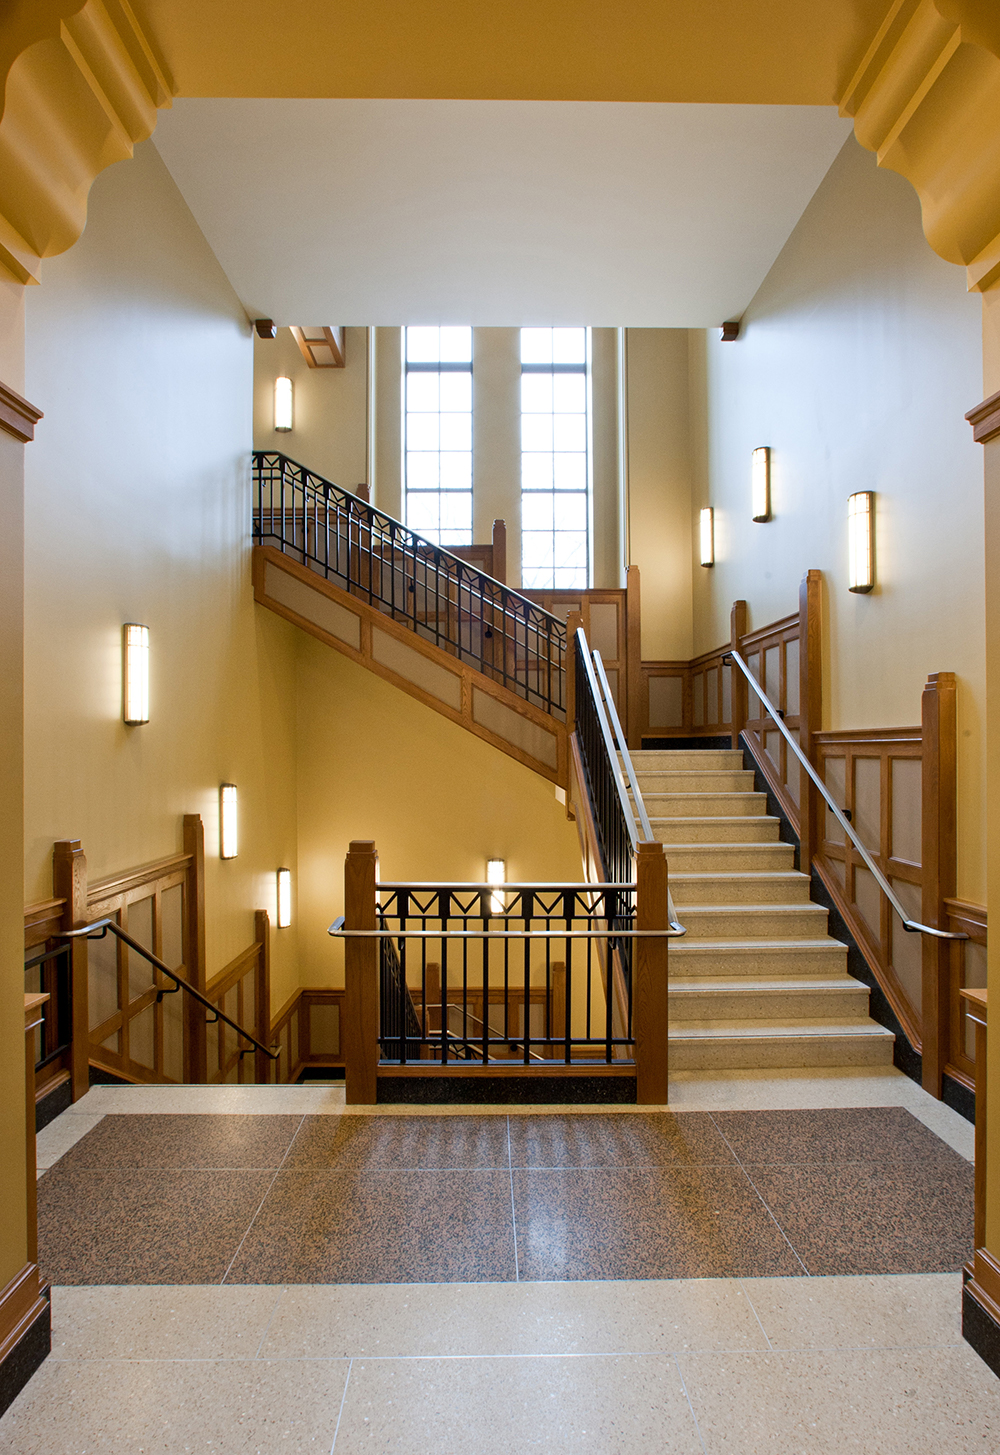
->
<box><xmin>293</xmin><ymin>634</ymin><xmax>583</xmax><ymax>988</ymax></box>
<box><xmin>692</xmin><ymin>136</ymin><xmax>986</xmax><ymax>903</ymax></box>
<box><xmin>624</xmin><ymin>328</ymin><xmax>694</xmax><ymax>659</ymax></box>
<box><xmin>252</xmin><ymin>326</ymin><xmax>369</xmax><ymax>491</ymax></box>
<box><xmin>24</xmin><ymin>140</ymin><xmax>302</xmax><ymax>1010</ymax></box>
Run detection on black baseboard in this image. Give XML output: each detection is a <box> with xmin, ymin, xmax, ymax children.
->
<box><xmin>0</xmin><ymin>1288</ymin><xmax>50</xmax><ymax>1419</ymax></box>
<box><xmin>35</xmin><ymin>1078</ymin><xmax>71</xmax><ymax>1133</ymax></box>
<box><xmin>297</xmin><ymin>1066</ymin><xmax>345</xmax><ymax>1082</ymax></box>
<box><xmin>88</xmin><ymin>1065</ymin><xmax>130</xmax><ymax>1086</ymax></box>
<box><xmin>943</xmin><ymin>1072</ymin><xmax>976</xmax><ymax>1124</ymax></box>
<box><xmin>642</xmin><ymin>735</ymin><xmax>732</xmax><ymax>752</ymax></box>
<box><xmin>377</xmin><ymin>1075</ymin><xmax>637</xmax><ymax>1105</ymax></box>
<box><xmin>963</xmin><ymin>1283</ymin><xmax>1000</xmax><ymax>1378</ymax></box>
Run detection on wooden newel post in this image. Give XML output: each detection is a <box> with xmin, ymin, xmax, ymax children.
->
<box><xmin>344</xmin><ymin>839</ymin><xmax>379</xmax><ymax>1104</ymax></box>
<box><xmin>491</xmin><ymin>519</ymin><xmax>507</xmax><ymax>584</ymax></box>
<box><xmin>565</xmin><ymin>611</ymin><xmax>583</xmax><ymax>735</ymax></box>
<box><xmin>635</xmin><ymin>841</ymin><xmax>669</xmax><ymax>1104</ymax></box>
<box><xmin>921</xmin><ymin>670</ymin><xmax>957</xmax><ymax>1098</ymax></box>
<box><xmin>183</xmin><ymin>814</ymin><xmax>208</xmax><ymax>1083</ymax></box>
<box><xmin>730</xmin><ymin>600</ymin><xmax>748</xmax><ymax>750</ymax></box>
<box><xmin>798</xmin><ymin>570</ymin><xmax>823</xmax><ymax>875</ymax></box>
<box><xmin>253</xmin><ymin>910</ymin><xmax>272</xmax><ymax>1084</ymax></box>
<box><xmin>53</xmin><ymin>839</ymin><xmax>89</xmax><ymax>1104</ymax></box>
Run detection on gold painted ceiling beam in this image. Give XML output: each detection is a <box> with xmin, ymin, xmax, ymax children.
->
<box><xmin>840</xmin><ymin>0</ymin><xmax>1000</xmax><ymax>292</ymax></box>
<box><xmin>0</xmin><ymin>0</ymin><xmax>173</xmax><ymax>284</ymax></box>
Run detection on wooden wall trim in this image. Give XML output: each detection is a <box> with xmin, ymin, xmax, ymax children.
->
<box><xmin>741</xmin><ymin>611</ymin><xmax>798</xmax><ymax>651</ymax></box>
<box><xmin>966</xmin><ymin>389</ymin><xmax>1000</xmax><ymax>444</ymax></box>
<box><xmin>0</xmin><ymin>1263</ymin><xmax>48</xmax><ymax>1409</ymax></box>
<box><xmin>813</xmin><ymin>727</ymin><xmax>922</xmax><ymax>746</ymax></box>
<box><xmin>0</xmin><ymin>381</ymin><xmax>42</xmax><ymax>443</ymax></box>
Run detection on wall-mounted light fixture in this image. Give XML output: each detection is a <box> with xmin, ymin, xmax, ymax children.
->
<box><xmin>751</xmin><ymin>447</ymin><xmax>771</xmax><ymax>522</ymax></box>
<box><xmin>220</xmin><ymin>784</ymin><xmax>238</xmax><ymax>859</ymax></box>
<box><xmin>273</xmin><ymin>376</ymin><xmax>293</xmax><ymax>432</ymax></box>
<box><xmin>122</xmin><ymin>623</ymin><xmax>149</xmax><ymax>725</ymax></box>
<box><xmin>848</xmin><ymin>491</ymin><xmax>875</xmax><ymax>593</ymax></box>
<box><xmin>487</xmin><ymin>858</ymin><xmax>506</xmax><ymax>914</ymax></box>
<box><xmin>699</xmin><ymin>508</ymin><xmax>714</xmax><ymax>567</ymax></box>
<box><xmin>276</xmin><ymin>867</ymin><xmax>292</xmax><ymax>928</ymax></box>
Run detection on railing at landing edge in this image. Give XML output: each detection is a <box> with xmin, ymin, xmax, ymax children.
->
<box><xmin>252</xmin><ymin>452</ymin><xmax>567</xmax><ymax>718</ymax></box>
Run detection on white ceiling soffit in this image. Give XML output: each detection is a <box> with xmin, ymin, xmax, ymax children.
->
<box><xmin>152</xmin><ymin>99</ymin><xmax>853</xmax><ymax>327</ymax></box>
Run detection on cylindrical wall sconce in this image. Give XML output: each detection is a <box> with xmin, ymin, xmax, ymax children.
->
<box><xmin>487</xmin><ymin>858</ymin><xmax>506</xmax><ymax>914</ymax></box>
<box><xmin>122</xmin><ymin>623</ymin><xmax>149</xmax><ymax>725</ymax></box>
<box><xmin>276</xmin><ymin>867</ymin><xmax>292</xmax><ymax>928</ymax></box>
<box><xmin>220</xmin><ymin>783</ymin><xmax>238</xmax><ymax>859</ymax></box>
<box><xmin>699</xmin><ymin>508</ymin><xmax>714</xmax><ymax>566</ymax></box>
<box><xmin>751</xmin><ymin>447</ymin><xmax>771</xmax><ymax>522</ymax></box>
<box><xmin>274</xmin><ymin>376</ymin><xmax>293</xmax><ymax>432</ymax></box>
<box><xmin>848</xmin><ymin>491</ymin><xmax>875</xmax><ymax>593</ymax></box>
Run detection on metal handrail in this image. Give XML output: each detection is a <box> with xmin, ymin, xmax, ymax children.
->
<box><xmin>591</xmin><ymin>649</ymin><xmax>685</xmax><ymax>937</ymax></box>
<box><xmin>59</xmin><ymin>918</ymin><xmax>280</xmax><ymax>1059</ymax></box>
<box><xmin>330</xmin><ymin>919</ymin><xmax>678</xmax><ymax>939</ymax></box>
<box><xmin>726</xmin><ymin>649</ymin><xmax>967</xmax><ymax>942</ymax></box>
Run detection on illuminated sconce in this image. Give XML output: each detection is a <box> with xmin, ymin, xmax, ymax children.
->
<box><xmin>848</xmin><ymin>491</ymin><xmax>875</xmax><ymax>593</ymax></box>
<box><xmin>699</xmin><ymin>508</ymin><xmax>714</xmax><ymax>567</ymax></box>
<box><xmin>220</xmin><ymin>784</ymin><xmax>238</xmax><ymax>859</ymax></box>
<box><xmin>273</xmin><ymin>376</ymin><xmax>293</xmax><ymax>431</ymax></box>
<box><xmin>122</xmin><ymin>623</ymin><xmax>149</xmax><ymax>725</ymax></box>
<box><xmin>487</xmin><ymin>858</ymin><xmax>506</xmax><ymax>914</ymax></box>
<box><xmin>751</xmin><ymin>446</ymin><xmax>771</xmax><ymax>522</ymax></box>
<box><xmin>276</xmin><ymin>867</ymin><xmax>292</xmax><ymax>928</ymax></box>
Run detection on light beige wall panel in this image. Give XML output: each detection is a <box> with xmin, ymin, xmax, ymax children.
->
<box><xmin>698</xmin><ymin>135</ymin><xmax>985</xmax><ymax>902</ymax></box>
<box><xmin>591</xmin><ymin>327</ymin><xmax>621</xmax><ymax>588</ymax></box>
<box><xmin>294</xmin><ymin>636</ymin><xmax>583</xmax><ymax>989</ymax></box>
<box><xmin>472</xmin><ymin>327</ymin><xmax>520</xmax><ymax>575</ymax></box>
<box><xmin>252</xmin><ymin>325</ymin><xmax>368</xmax><ymax>491</ymax></box>
<box><xmin>24</xmin><ymin>140</ymin><xmax>302</xmax><ymax>1010</ymax></box>
<box><xmin>373</xmin><ymin>325</ymin><xmax>402</xmax><ymax>519</ymax></box>
<box><xmin>625</xmin><ymin>328</ymin><xmax>694</xmax><ymax>660</ymax></box>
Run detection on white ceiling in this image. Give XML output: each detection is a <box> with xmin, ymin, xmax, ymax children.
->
<box><xmin>152</xmin><ymin>99</ymin><xmax>853</xmax><ymax>327</ymax></box>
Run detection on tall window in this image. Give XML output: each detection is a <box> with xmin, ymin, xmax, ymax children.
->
<box><xmin>520</xmin><ymin>327</ymin><xmax>591</xmax><ymax>589</ymax></box>
<box><xmin>404</xmin><ymin>326</ymin><xmax>473</xmax><ymax>547</ymax></box>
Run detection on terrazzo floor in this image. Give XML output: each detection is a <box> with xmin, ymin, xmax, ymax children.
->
<box><xmin>3</xmin><ymin>1068</ymin><xmax>997</xmax><ymax>1453</ymax></box>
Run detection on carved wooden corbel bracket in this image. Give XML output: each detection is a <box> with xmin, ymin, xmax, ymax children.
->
<box><xmin>0</xmin><ymin>0</ymin><xmax>174</xmax><ymax>286</ymax></box>
<box><xmin>840</xmin><ymin>0</ymin><xmax>1000</xmax><ymax>292</ymax></box>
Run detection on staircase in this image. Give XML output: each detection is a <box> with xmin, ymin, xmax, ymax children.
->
<box><xmin>628</xmin><ymin>746</ymin><xmax>895</xmax><ymax>1071</ymax></box>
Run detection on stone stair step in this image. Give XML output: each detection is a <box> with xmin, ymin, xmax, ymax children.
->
<box><xmin>630</xmin><ymin>770</ymin><xmax>756</xmax><ymax>793</ymax></box>
<box><xmin>641</xmin><ymin>792</ymin><xmax>769</xmax><ymax>817</ymax></box>
<box><xmin>668</xmin><ymin>977</ymin><xmax>871</xmax><ymax>1020</ymax></box>
<box><xmin>668</xmin><ymin>1018</ymin><xmax>896</xmax><ymax>1070</ymax></box>
<box><xmin>626</xmin><ymin>750</ymin><xmax>744</xmax><ymax>770</ymax></box>
<box><xmin>651</xmin><ymin>816</ymin><xmax>782</xmax><ymax>844</ymax></box>
<box><xmin>669</xmin><ymin>939</ymin><xmax>850</xmax><ymax>977</ymax></box>
<box><xmin>670</xmin><ymin>871</ymin><xmax>812</xmax><ymax>906</ymax></box>
<box><xmin>663</xmin><ymin>843</ymin><xmax>796</xmax><ymax>872</ymax></box>
<box><xmin>677</xmin><ymin>903</ymin><xmax>831</xmax><ymax>939</ymax></box>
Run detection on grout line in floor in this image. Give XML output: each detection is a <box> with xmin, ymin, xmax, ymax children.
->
<box><xmin>252</xmin><ymin>1286</ymin><xmax>287</xmax><ymax>1359</ymax></box>
<box><xmin>707</xmin><ymin>1113</ymin><xmax>811</xmax><ymax>1277</ymax></box>
<box><xmin>219</xmin><ymin>1115</ymin><xmax>307</xmax><ymax>1285</ymax></box>
<box><xmin>672</xmin><ymin>1351</ymin><xmax>709</xmax><ymax>1455</ymax></box>
<box><xmin>736</xmin><ymin>1277</ymin><xmax>774</xmax><ymax>1351</ymax></box>
<box><xmin>329</xmin><ymin>1358</ymin><xmax>352</xmax><ymax>1453</ymax></box>
<box><xmin>507</xmin><ymin>1116</ymin><xmax>519</xmax><ymax>1283</ymax></box>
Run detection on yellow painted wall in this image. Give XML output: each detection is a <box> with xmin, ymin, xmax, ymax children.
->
<box><xmin>693</xmin><ymin>136</ymin><xmax>987</xmax><ymax>903</ymax></box>
<box><xmin>624</xmin><ymin>328</ymin><xmax>694</xmax><ymax>660</ymax></box>
<box><xmin>252</xmin><ymin>327</ymin><xmax>369</xmax><ymax>492</ymax></box>
<box><xmin>24</xmin><ymin>140</ymin><xmax>303</xmax><ymax>1011</ymax></box>
<box><xmin>293</xmin><ymin>634</ymin><xmax>583</xmax><ymax>989</ymax></box>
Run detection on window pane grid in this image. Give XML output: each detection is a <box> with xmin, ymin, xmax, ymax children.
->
<box><xmin>520</xmin><ymin>327</ymin><xmax>591</xmax><ymax>590</ymax></box>
<box><xmin>404</xmin><ymin>325</ymin><xmax>473</xmax><ymax>548</ymax></box>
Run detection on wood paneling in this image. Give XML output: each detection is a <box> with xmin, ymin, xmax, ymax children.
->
<box><xmin>0</xmin><ymin>382</ymin><xmax>43</xmax><ymax>443</ymax></box>
<box><xmin>290</xmin><ymin>326</ymin><xmax>346</xmax><ymax>368</ymax></box>
<box><xmin>947</xmin><ymin>901</ymin><xmax>987</xmax><ymax>1093</ymax></box>
<box><xmin>344</xmin><ymin>840</ymin><xmax>379</xmax><ymax>1104</ymax></box>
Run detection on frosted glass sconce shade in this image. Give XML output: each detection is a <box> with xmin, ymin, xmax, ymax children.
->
<box><xmin>274</xmin><ymin>376</ymin><xmax>293</xmax><ymax>431</ymax></box>
<box><xmin>220</xmin><ymin>784</ymin><xmax>238</xmax><ymax>859</ymax></box>
<box><xmin>848</xmin><ymin>491</ymin><xmax>875</xmax><ymax>593</ymax></box>
<box><xmin>277</xmin><ymin>867</ymin><xmax>292</xmax><ymax>927</ymax></box>
<box><xmin>751</xmin><ymin>447</ymin><xmax>771</xmax><ymax>522</ymax></box>
<box><xmin>487</xmin><ymin>858</ymin><xmax>506</xmax><ymax>914</ymax></box>
<box><xmin>123</xmin><ymin>623</ymin><xmax>149</xmax><ymax>725</ymax></box>
<box><xmin>699</xmin><ymin>508</ymin><xmax>714</xmax><ymax>566</ymax></box>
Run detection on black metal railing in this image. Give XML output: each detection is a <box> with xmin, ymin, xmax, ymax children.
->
<box><xmin>574</xmin><ymin>629</ymin><xmax>635</xmax><ymax>887</ymax></box>
<box><xmin>252</xmin><ymin>452</ymin><xmax>566</xmax><ymax>717</ymax></box>
<box><xmin>59</xmin><ymin>918</ymin><xmax>279</xmax><ymax>1062</ymax></box>
<box><xmin>369</xmin><ymin>882</ymin><xmax>636</xmax><ymax>1064</ymax></box>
